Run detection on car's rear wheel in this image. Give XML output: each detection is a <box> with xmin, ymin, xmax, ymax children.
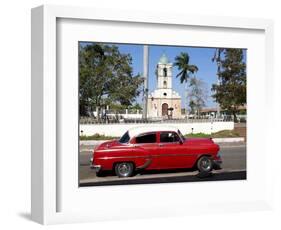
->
<box><xmin>115</xmin><ymin>162</ymin><xmax>134</xmax><ymax>177</ymax></box>
<box><xmin>96</xmin><ymin>171</ymin><xmax>104</xmax><ymax>177</ymax></box>
<box><xmin>197</xmin><ymin>156</ymin><xmax>213</xmax><ymax>173</ymax></box>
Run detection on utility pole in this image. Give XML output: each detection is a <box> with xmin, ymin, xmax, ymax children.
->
<box><xmin>216</xmin><ymin>62</ymin><xmax>221</xmax><ymax>118</ymax></box>
<box><xmin>212</xmin><ymin>48</ymin><xmax>222</xmax><ymax>118</ymax></box>
<box><xmin>185</xmin><ymin>81</ymin><xmax>188</xmax><ymax>119</ymax></box>
<box><xmin>142</xmin><ymin>45</ymin><xmax>149</xmax><ymax>120</ymax></box>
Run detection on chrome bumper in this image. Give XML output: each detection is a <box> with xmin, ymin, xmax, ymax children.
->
<box><xmin>90</xmin><ymin>157</ymin><xmax>102</xmax><ymax>172</ymax></box>
<box><xmin>90</xmin><ymin>164</ymin><xmax>102</xmax><ymax>172</ymax></box>
<box><xmin>213</xmin><ymin>160</ymin><xmax>222</xmax><ymax>170</ymax></box>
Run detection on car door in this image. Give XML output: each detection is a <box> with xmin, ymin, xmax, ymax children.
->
<box><xmin>133</xmin><ymin>132</ymin><xmax>159</xmax><ymax>169</ymax></box>
<box><xmin>156</xmin><ymin>131</ymin><xmax>193</xmax><ymax>169</ymax></box>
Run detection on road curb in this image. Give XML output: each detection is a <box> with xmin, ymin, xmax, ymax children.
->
<box><xmin>80</xmin><ymin>140</ymin><xmax>109</xmax><ymax>145</ymax></box>
<box><xmin>80</xmin><ymin>137</ymin><xmax>245</xmax><ymax>146</ymax></box>
<box><xmin>212</xmin><ymin>137</ymin><xmax>245</xmax><ymax>143</ymax></box>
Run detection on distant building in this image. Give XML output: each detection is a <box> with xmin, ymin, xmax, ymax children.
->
<box><xmin>147</xmin><ymin>54</ymin><xmax>182</xmax><ymax>119</ymax></box>
<box><xmin>200</xmin><ymin>105</ymin><xmax>247</xmax><ymax>121</ymax></box>
<box><xmin>201</xmin><ymin>105</ymin><xmax>247</xmax><ymax>116</ymax></box>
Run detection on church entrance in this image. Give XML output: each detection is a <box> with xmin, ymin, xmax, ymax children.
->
<box><xmin>162</xmin><ymin>103</ymin><xmax>168</xmax><ymax>116</ymax></box>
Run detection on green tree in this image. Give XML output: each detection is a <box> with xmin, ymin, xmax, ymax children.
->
<box><xmin>129</xmin><ymin>103</ymin><xmax>142</xmax><ymax>111</ymax></box>
<box><xmin>79</xmin><ymin>44</ymin><xmax>105</xmax><ymax>116</ymax></box>
<box><xmin>174</xmin><ymin>52</ymin><xmax>199</xmax><ymax>83</ymax></box>
<box><xmin>189</xmin><ymin>100</ymin><xmax>196</xmax><ymax>115</ymax></box>
<box><xmin>79</xmin><ymin>43</ymin><xmax>143</xmax><ymax>118</ymax></box>
<box><xmin>211</xmin><ymin>49</ymin><xmax>246</xmax><ymax>122</ymax></box>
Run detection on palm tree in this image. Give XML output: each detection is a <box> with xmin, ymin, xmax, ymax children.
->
<box><xmin>174</xmin><ymin>52</ymin><xmax>198</xmax><ymax>118</ymax></box>
<box><xmin>174</xmin><ymin>52</ymin><xmax>198</xmax><ymax>83</ymax></box>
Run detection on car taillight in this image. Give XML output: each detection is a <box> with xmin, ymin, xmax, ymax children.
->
<box><xmin>216</xmin><ymin>144</ymin><xmax>220</xmax><ymax>152</ymax></box>
<box><xmin>90</xmin><ymin>151</ymin><xmax>95</xmax><ymax>164</ymax></box>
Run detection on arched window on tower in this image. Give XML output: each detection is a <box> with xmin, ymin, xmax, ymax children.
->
<box><xmin>163</xmin><ymin>81</ymin><xmax>167</xmax><ymax>88</ymax></box>
<box><xmin>163</xmin><ymin>67</ymin><xmax>167</xmax><ymax>77</ymax></box>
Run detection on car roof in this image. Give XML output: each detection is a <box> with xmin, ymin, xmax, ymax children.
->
<box><xmin>128</xmin><ymin>125</ymin><xmax>179</xmax><ymax>138</ymax></box>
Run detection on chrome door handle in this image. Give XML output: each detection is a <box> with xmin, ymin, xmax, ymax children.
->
<box><xmin>159</xmin><ymin>144</ymin><xmax>164</xmax><ymax>147</ymax></box>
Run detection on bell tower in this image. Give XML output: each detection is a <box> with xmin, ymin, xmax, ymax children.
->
<box><xmin>147</xmin><ymin>52</ymin><xmax>181</xmax><ymax>119</ymax></box>
<box><xmin>157</xmin><ymin>53</ymin><xmax>172</xmax><ymax>89</ymax></box>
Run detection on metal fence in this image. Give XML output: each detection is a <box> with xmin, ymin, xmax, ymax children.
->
<box><xmin>79</xmin><ymin>115</ymin><xmax>246</xmax><ymax>124</ymax></box>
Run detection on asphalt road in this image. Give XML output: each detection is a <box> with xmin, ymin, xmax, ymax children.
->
<box><xmin>79</xmin><ymin>142</ymin><xmax>246</xmax><ymax>186</ymax></box>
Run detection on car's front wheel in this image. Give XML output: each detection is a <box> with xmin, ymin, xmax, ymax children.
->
<box><xmin>197</xmin><ymin>156</ymin><xmax>213</xmax><ymax>173</ymax></box>
<box><xmin>115</xmin><ymin>162</ymin><xmax>134</xmax><ymax>177</ymax></box>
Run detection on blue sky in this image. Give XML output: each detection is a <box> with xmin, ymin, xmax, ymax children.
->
<box><xmin>80</xmin><ymin>42</ymin><xmax>246</xmax><ymax>108</ymax></box>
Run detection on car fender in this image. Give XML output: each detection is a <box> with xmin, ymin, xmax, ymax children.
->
<box><xmin>94</xmin><ymin>146</ymin><xmax>151</xmax><ymax>170</ymax></box>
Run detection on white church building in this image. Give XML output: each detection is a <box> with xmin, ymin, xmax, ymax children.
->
<box><xmin>147</xmin><ymin>53</ymin><xmax>182</xmax><ymax>119</ymax></box>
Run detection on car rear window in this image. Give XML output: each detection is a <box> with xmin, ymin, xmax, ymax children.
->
<box><xmin>135</xmin><ymin>133</ymin><xmax>156</xmax><ymax>144</ymax></box>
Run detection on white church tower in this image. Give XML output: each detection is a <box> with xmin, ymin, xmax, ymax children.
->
<box><xmin>147</xmin><ymin>53</ymin><xmax>182</xmax><ymax>119</ymax></box>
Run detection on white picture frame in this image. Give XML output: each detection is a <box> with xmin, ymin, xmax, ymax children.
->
<box><xmin>31</xmin><ymin>5</ymin><xmax>274</xmax><ymax>225</ymax></box>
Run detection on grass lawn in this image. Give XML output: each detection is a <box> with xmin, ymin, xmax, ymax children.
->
<box><xmin>80</xmin><ymin>129</ymin><xmax>241</xmax><ymax>140</ymax></box>
<box><xmin>185</xmin><ymin>130</ymin><xmax>240</xmax><ymax>138</ymax></box>
<box><xmin>80</xmin><ymin>133</ymin><xmax>117</xmax><ymax>141</ymax></box>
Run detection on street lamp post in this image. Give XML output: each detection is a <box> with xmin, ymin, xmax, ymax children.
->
<box><xmin>216</xmin><ymin>60</ymin><xmax>221</xmax><ymax>118</ymax></box>
<box><xmin>142</xmin><ymin>45</ymin><xmax>149</xmax><ymax>120</ymax></box>
<box><xmin>185</xmin><ymin>81</ymin><xmax>188</xmax><ymax>119</ymax></box>
<box><xmin>213</xmin><ymin>48</ymin><xmax>223</xmax><ymax>119</ymax></box>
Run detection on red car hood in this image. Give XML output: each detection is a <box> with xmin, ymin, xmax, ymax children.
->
<box><xmin>184</xmin><ymin>138</ymin><xmax>215</xmax><ymax>145</ymax></box>
<box><xmin>183</xmin><ymin>138</ymin><xmax>219</xmax><ymax>151</ymax></box>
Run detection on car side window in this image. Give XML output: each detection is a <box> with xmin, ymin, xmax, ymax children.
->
<box><xmin>160</xmin><ymin>132</ymin><xmax>180</xmax><ymax>143</ymax></box>
<box><xmin>135</xmin><ymin>133</ymin><xmax>157</xmax><ymax>144</ymax></box>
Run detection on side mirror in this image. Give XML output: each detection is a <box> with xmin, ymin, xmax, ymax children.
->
<box><xmin>179</xmin><ymin>140</ymin><xmax>183</xmax><ymax>145</ymax></box>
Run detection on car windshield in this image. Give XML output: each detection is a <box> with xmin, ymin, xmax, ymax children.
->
<box><xmin>177</xmin><ymin>129</ymin><xmax>185</xmax><ymax>141</ymax></box>
<box><xmin>119</xmin><ymin>131</ymin><xmax>130</xmax><ymax>144</ymax></box>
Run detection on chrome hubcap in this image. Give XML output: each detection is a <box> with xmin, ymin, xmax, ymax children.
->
<box><xmin>118</xmin><ymin>163</ymin><xmax>131</xmax><ymax>176</ymax></box>
<box><xmin>201</xmin><ymin>159</ymin><xmax>211</xmax><ymax>171</ymax></box>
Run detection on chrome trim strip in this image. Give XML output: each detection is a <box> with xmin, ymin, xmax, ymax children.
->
<box><xmin>97</xmin><ymin>153</ymin><xmax>198</xmax><ymax>160</ymax></box>
<box><xmin>98</xmin><ymin>155</ymin><xmax>149</xmax><ymax>160</ymax></box>
<box><xmin>151</xmin><ymin>153</ymin><xmax>197</xmax><ymax>157</ymax></box>
<box><xmin>137</xmin><ymin>158</ymin><xmax>152</xmax><ymax>169</ymax></box>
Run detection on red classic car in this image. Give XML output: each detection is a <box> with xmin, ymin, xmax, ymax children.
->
<box><xmin>90</xmin><ymin>126</ymin><xmax>222</xmax><ymax>177</ymax></box>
